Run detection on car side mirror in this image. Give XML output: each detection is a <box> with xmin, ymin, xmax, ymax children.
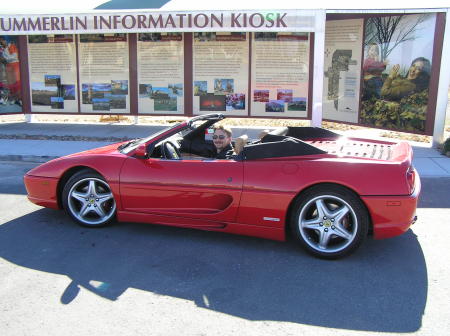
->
<box><xmin>134</xmin><ymin>144</ymin><xmax>147</xmax><ymax>159</ymax></box>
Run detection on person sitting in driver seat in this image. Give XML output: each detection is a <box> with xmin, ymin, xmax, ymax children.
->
<box><xmin>212</xmin><ymin>125</ymin><xmax>234</xmax><ymax>159</ymax></box>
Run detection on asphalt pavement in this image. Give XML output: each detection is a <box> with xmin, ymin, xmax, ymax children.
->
<box><xmin>0</xmin><ymin>121</ymin><xmax>449</xmax><ymax>177</ymax></box>
<box><xmin>1</xmin><ymin>160</ymin><xmax>450</xmax><ymax>335</ymax></box>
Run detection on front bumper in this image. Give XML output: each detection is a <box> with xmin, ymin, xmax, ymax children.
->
<box><xmin>361</xmin><ymin>173</ymin><xmax>421</xmax><ymax>239</ymax></box>
<box><xmin>24</xmin><ymin>174</ymin><xmax>59</xmax><ymax>209</ymax></box>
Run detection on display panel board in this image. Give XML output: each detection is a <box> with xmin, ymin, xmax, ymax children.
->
<box><xmin>0</xmin><ymin>35</ymin><xmax>22</xmax><ymax>113</ymax></box>
<box><xmin>138</xmin><ymin>33</ymin><xmax>184</xmax><ymax>114</ymax></box>
<box><xmin>250</xmin><ymin>32</ymin><xmax>309</xmax><ymax>118</ymax></box>
<box><xmin>193</xmin><ymin>32</ymin><xmax>248</xmax><ymax>116</ymax></box>
<box><xmin>360</xmin><ymin>13</ymin><xmax>437</xmax><ymax>133</ymax></box>
<box><xmin>78</xmin><ymin>34</ymin><xmax>130</xmax><ymax>114</ymax></box>
<box><xmin>323</xmin><ymin>19</ymin><xmax>363</xmax><ymax>123</ymax></box>
<box><xmin>28</xmin><ymin>34</ymin><xmax>78</xmax><ymax>112</ymax></box>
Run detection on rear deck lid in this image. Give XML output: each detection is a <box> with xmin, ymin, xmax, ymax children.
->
<box><xmin>306</xmin><ymin>137</ymin><xmax>412</xmax><ymax>163</ymax></box>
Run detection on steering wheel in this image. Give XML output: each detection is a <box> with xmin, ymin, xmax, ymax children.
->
<box><xmin>161</xmin><ymin>141</ymin><xmax>181</xmax><ymax>160</ymax></box>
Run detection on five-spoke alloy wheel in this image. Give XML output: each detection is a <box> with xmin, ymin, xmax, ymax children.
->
<box><xmin>62</xmin><ymin>170</ymin><xmax>116</xmax><ymax>227</ymax></box>
<box><xmin>291</xmin><ymin>184</ymin><xmax>369</xmax><ymax>259</ymax></box>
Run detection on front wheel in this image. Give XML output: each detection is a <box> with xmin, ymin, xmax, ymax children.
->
<box><xmin>62</xmin><ymin>170</ymin><xmax>116</xmax><ymax>227</ymax></box>
<box><xmin>290</xmin><ymin>185</ymin><xmax>369</xmax><ymax>259</ymax></box>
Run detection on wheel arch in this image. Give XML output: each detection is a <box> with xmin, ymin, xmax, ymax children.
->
<box><xmin>56</xmin><ymin>166</ymin><xmax>102</xmax><ymax>209</ymax></box>
<box><xmin>285</xmin><ymin>182</ymin><xmax>373</xmax><ymax>239</ymax></box>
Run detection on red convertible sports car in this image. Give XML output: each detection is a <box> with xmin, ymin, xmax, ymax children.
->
<box><xmin>24</xmin><ymin>113</ymin><xmax>420</xmax><ymax>259</ymax></box>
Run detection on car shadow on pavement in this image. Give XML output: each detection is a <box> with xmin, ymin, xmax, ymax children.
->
<box><xmin>0</xmin><ymin>208</ymin><xmax>427</xmax><ymax>333</ymax></box>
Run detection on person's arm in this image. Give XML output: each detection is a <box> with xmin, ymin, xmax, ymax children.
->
<box><xmin>180</xmin><ymin>138</ymin><xmax>216</xmax><ymax>158</ymax></box>
<box><xmin>381</xmin><ymin>78</ymin><xmax>415</xmax><ymax>100</ymax></box>
<box><xmin>381</xmin><ymin>65</ymin><xmax>412</xmax><ymax>99</ymax></box>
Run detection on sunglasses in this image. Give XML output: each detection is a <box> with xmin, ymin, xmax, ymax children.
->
<box><xmin>212</xmin><ymin>135</ymin><xmax>227</xmax><ymax>140</ymax></box>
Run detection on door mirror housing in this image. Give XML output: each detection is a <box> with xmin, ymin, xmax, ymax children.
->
<box><xmin>134</xmin><ymin>144</ymin><xmax>147</xmax><ymax>159</ymax></box>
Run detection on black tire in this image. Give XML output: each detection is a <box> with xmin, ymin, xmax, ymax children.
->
<box><xmin>290</xmin><ymin>184</ymin><xmax>369</xmax><ymax>259</ymax></box>
<box><xmin>62</xmin><ymin>170</ymin><xmax>116</xmax><ymax>227</ymax></box>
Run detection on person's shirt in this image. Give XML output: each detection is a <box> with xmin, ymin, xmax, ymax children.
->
<box><xmin>215</xmin><ymin>143</ymin><xmax>234</xmax><ymax>159</ymax></box>
<box><xmin>180</xmin><ymin>138</ymin><xmax>234</xmax><ymax>159</ymax></box>
<box><xmin>3</xmin><ymin>44</ymin><xmax>19</xmax><ymax>63</ymax></box>
<box><xmin>363</xmin><ymin>57</ymin><xmax>386</xmax><ymax>76</ymax></box>
<box><xmin>381</xmin><ymin>76</ymin><xmax>416</xmax><ymax>100</ymax></box>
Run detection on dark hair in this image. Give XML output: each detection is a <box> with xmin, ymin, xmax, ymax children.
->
<box><xmin>410</xmin><ymin>57</ymin><xmax>431</xmax><ymax>92</ymax></box>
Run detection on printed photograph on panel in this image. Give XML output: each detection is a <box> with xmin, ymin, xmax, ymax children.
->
<box><xmin>194</xmin><ymin>81</ymin><xmax>207</xmax><ymax>96</ymax></box>
<box><xmin>139</xmin><ymin>84</ymin><xmax>152</xmax><ymax>98</ymax></box>
<box><xmin>111</xmin><ymin>80</ymin><xmax>128</xmax><ymax>95</ymax></box>
<box><xmin>200</xmin><ymin>93</ymin><xmax>226</xmax><ymax>111</ymax></box>
<box><xmin>82</xmin><ymin>84</ymin><xmax>94</xmax><ymax>104</ymax></box>
<box><xmin>288</xmin><ymin>97</ymin><xmax>307</xmax><ymax>111</ymax></box>
<box><xmin>62</xmin><ymin>85</ymin><xmax>76</xmax><ymax>100</ymax></box>
<box><xmin>265</xmin><ymin>100</ymin><xmax>285</xmax><ymax>113</ymax></box>
<box><xmin>214</xmin><ymin>79</ymin><xmax>234</xmax><ymax>95</ymax></box>
<box><xmin>226</xmin><ymin>93</ymin><xmax>245</xmax><ymax>111</ymax></box>
<box><xmin>92</xmin><ymin>97</ymin><xmax>110</xmax><ymax>111</ymax></box>
<box><xmin>360</xmin><ymin>14</ymin><xmax>436</xmax><ymax>132</ymax></box>
<box><xmin>169</xmin><ymin>83</ymin><xmax>183</xmax><ymax>97</ymax></box>
<box><xmin>51</xmin><ymin>97</ymin><xmax>64</xmax><ymax>109</ymax></box>
<box><xmin>0</xmin><ymin>35</ymin><xmax>22</xmax><ymax>112</ymax></box>
<box><xmin>253</xmin><ymin>90</ymin><xmax>269</xmax><ymax>102</ymax></box>
<box><xmin>31</xmin><ymin>82</ymin><xmax>57</xmax><ymax>106</ymax></box>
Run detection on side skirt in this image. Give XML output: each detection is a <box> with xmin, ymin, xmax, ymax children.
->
<box><xmin>117</xmin><ymin>211</ymin><xmax>286</xmax><ymax>241</ymax></box>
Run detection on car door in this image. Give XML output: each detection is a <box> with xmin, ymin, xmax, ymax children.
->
<box><xmin>119</xmin><ymin>156</ymin><xmax>243</xmax><ymax>224</ymax></box>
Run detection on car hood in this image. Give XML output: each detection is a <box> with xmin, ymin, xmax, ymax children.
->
<box><xmin>64</xmin><ymin>142</ymin><xmax>126</xmax><ymax>158</ymax></box>
<box><xmin>25</xmin><ymin>142</ymin><xmax>128</xmax><ymax>179</ymax></box>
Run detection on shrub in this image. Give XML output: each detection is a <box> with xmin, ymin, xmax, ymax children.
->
<box><xmin>443</xmin><ymin>137</ymin><xmax>450</xmax><ymax>156</ymax></box>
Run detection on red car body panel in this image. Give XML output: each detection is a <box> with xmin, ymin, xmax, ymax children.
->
<box><xmin>24</xmin><ymin>118</ymin><xmax>420</xmax><ymax>245</ymax></box>
<box><xmin>361</xmin><ymin>174</ymin><xmax>420</xmax><ymax>239</ymax></box>
<box><xmin>24</xmin><ymin>175</ymin><xmax>59</xmax><ymax>209</ymax></box>
<box><xmin>24</xmin><ymin>143</ymin><xmax>128</xmax><ymax>210</ymax></box>
<box><xmin>119</xmin><ymin>157</ymin><xmax>243</xmax><ymax>223</ymax></box>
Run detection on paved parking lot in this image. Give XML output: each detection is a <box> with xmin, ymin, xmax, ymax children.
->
<box><xmin>1</xmin><ymin>161</ymin><xmax>450</xmax><ymax>335</ymax></box>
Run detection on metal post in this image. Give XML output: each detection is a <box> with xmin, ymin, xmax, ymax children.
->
<box><xmin>25</xmin><ymin>114</ymin><xmax>34</xmax><ymax>123</ymax></box>
<box><xmin>433</xmin><ymin>9</ymin><xmax>450</xmax><ymax>147</ymax></box>
<box><xmin>311</xmin><ymin>10</ymin><xmax>326</xmax><ymax>128</ymax></box>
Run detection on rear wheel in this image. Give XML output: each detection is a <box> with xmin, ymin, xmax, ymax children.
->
<box><xmin>62</xmin><ymin>170</ymin><xmax>116</xmax><ymax>227</ymax></box>
<box><xmin>291</xmin><ymin>185</ymin><xmax>369</xmax><ymax>259</ymax></box>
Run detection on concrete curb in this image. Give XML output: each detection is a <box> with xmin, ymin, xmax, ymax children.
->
<box><xmin>0</xmin><ymin>155</ymin><xmax>59</xmax><ymax>163</ymax></box>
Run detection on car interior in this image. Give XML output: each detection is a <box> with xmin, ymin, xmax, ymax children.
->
<box><xmin>147</xmin><ymin>115</ymin><xmax>333</xmax><ymax>161</ymax></box>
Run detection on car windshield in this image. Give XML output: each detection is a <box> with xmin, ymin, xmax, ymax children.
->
<box><xmin>118</xmin><ymin>121</ymin><xmax>187</xmax><ymax>154</ymax></box>
<box><xmin>118</xmin><ymin>113</ymin><xmax>225</xmax><ymax>155</ymax></box>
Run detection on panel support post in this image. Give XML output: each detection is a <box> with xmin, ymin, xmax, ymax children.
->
<box><xmin>25</xmin><ymin>114</ymin><xmax>34</xmax><ymax>123</ymax></box>
<box><xmin>311</xmin><ymin>10</ymin><xmax>326</xmax><ymax>128</ymax></box>
<box><xmin>433</xmin><ymin>10</ymin><xmax>450</xmax><ymax>148</ymax></box>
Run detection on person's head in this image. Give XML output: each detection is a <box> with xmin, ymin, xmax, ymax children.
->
<box><xmin>212</xmin><ymin>125</ymin><xmax>232</xmax><ymax>152</ymax></box>
<box><xmin>407</xmin><ymin>57</ymin><xmax>431</xmax><ymax>91</ymax></box>
<box><xmin>367</xmin><ymin>43</ymin><xmax>380</xmax><ymax>59</ymax></box>
<box><xmin>0</xmin><ymin>37</ymin><xmax>6</xmax><ymax>47</ymax></box>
